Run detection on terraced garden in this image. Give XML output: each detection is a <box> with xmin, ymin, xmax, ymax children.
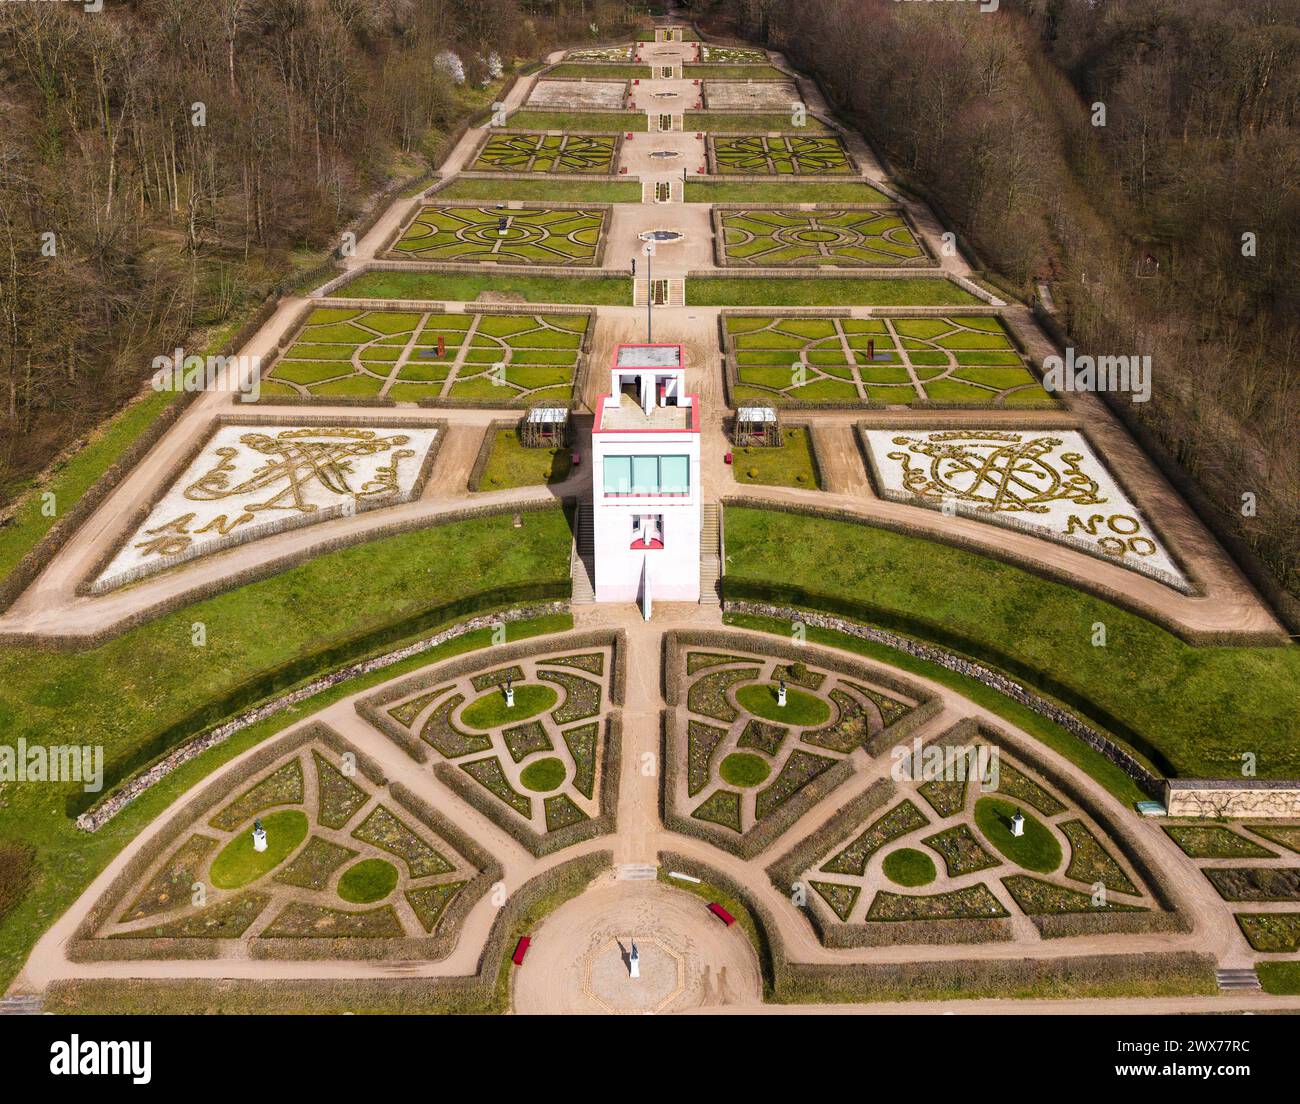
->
<box><xmin>76</xmin><ymin>732</ymin><xmax>487</xmax><ymax>958</ymax></box>
<box><xmin>473</xmin><ymin>132</ymin><xmax>619</xmax><ymax>174</ymax></box>
<box><xmin>358</xmin><ymin>640</ymin><xmax>620</xmax><ymax>850</ymax></box>
<box><xmin>391</xmin><ymin>205</ymin><xmax>607</xmax><ymax>265</ymax></box>
<box><xmin>724</xmin><ymin>314</ymin><xmax>1051</xmax><ymax>406</ymax></box>
<box><xmin>263</xmin><ymin>308</ymin><xmax>589</xmax><ymax>405</ymax></box>
<box><xmin>711</xmin><ymin>135</ymin><xmax>853</xmax><ymax>175</ymax></box>
<box><xmin>718</xmin><ymin>208</ymin><xmax>926</xmax><ymax>267</ymax></box>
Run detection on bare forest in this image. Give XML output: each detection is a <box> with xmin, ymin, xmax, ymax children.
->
<box><xmin>0</xmin><ymin>0</ymin><xmax>645</xmax><ymax>493</ymax></box>
<box><xmin>704</xmin><ymin>0</ymin><xmax>1300</xmax><ymax>598</ymax></box>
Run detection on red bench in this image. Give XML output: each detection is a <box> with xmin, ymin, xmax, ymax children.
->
<box><xmin>707</xmin><ymin>902</ymin><xmax>735</xmax><ymax>927</ymax></box>
<box><xmin>511</xmin><ymin>936</ymin><xmax>531</xmax><ymax>965</ymax></box>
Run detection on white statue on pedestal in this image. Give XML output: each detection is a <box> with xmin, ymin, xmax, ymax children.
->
<box><xmin>776</xmin><ymin>677</ymin><xmax>787</xmax><ymax>708</ymax></box>
<box><xmin>1010</xmin><ymin>809</ymin><xmax>1025</xmax><ymax>838</ymax></box>
<box><xmin>629</xmin><ymin>939</ymin><xmax>640</xmax><ymax>979</ymax></box>
<box><xmin>252</xmin><ymin>818</ymin><xmax>268</xmax><ymax>852</ymax></box>
<box><xmin>504</xmin><ymin>676</ymin><xmax>515</xmax><ymax>709</ymax></box>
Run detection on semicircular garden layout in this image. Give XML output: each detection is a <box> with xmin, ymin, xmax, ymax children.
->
<box><xmin>390</xmin><ymin>204</ymin><xmax>609</xmax><ymax>265</ymax></box>
<box><xmin>263</xmin><ymin>307</ymin><xmax>590</xmax><ymax>405</ymax></box>
<box><xmin>73</xmin><ymin>725</ymin><xmax>494</xmax><ymax>961</ymax></box>
<box><xmin>769</xmin><ymin>721</ymin><xmax>1165</xmax><ymax>946</ymax></box>
<box><xmin>357</xmin><ymin>634</ymin><xmax>623</xmax><ymax>855</ymax></box>
<box><xmin>662</xmin><ymin>632</ymin><xmax>939</xmax><ymax>858</ymax></box>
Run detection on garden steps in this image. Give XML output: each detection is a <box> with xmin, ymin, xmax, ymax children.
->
<box><xmin>1215</xmin><ymin>967</ymin><xmax>1261</xmax><ymax>991</ymax></box>
<box><xmin>699</xmin><ymin>503</ymin><xmax>721</xmax><ymax>605</ymax></box>
<box><xmin>571</xmin><ymin>503</ymin><xmax>596</xmax><ymax>604</ymax></box>
<box><xmin>0</xmin><ymin>994</ymin><xmax>43</xmax><ymax>1014</ymax></box>
<box><xmin>617</xmin><ymin>863</ymin><xmax>658</xmax><ymax>880</ymax></box>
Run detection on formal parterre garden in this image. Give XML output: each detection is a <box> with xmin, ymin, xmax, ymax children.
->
<box><xmin>391</xmin><ymin>205</ymin><xmax>606</xmax><ymax>265</ymax></box>
<box><xmin>472</xmin><ymin>132</ymin><xmax>619</xmax><ymax>174</ymax></box>
<box><xmin>361</xmin><ymin>646</ymin><xmax>617</xmax><ymax>841</ymax></box>
<box><xmin>798</xmin><ymin>738</ymin><xmax>1153</xmax><ymax>932</ymax></box>
<box><xmin>263</xmin><ymin>308</ymin><xmax>589</xmax><ymax>405</ymax></box>
<box><xmin>698</xmin><ymin>44</ymin><xmax>770</xmax><ymax>64</ymax></box>
<box><xmin>724</xmin><ymin>314</ymin><xmax>1052</xmax><ymax>406</ymax></box>
<box><xmin>1163</xmin><ymin>821</ymin><xmax>1300</xmax><ymax>953</ymax></box>
<box><xmin>719</xmin><ymin>208</ymin><xmax>926</xmax><ymax>267</ymax></box>
<box><xmin>711</xmin><ymin>135</ymin><xmax>853</xmax><ymax>175</ymax></box>
<box><xmin>669</xmin><ymin>643</ymin><xmax>922</xmax><ymax>842</ymax></box>
<box><xmin>82</xmin><ymin>736</ymin><xmax>484</xmax><ymax>955</ymax></box>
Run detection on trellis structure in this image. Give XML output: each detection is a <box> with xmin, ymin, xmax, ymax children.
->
<box><xmin>735</xmin><ymin>405</ymin><xmax>780</xmax><ymax>447</ymax></box>
<box><xmin>521</xmin><ymin>406</ymin><xmax>570</xmax><ymax>448</ymax></box>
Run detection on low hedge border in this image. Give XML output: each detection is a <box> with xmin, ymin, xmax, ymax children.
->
<box><xmin>4</xmin><ymin>498</ymin><xmax>569</xmax><ymax>655</ymax></box>
<box><xmin>466</xmin><ymin>419</ymin><xmax>519</xmax><ymax>492</ymax></box>
<box><xmin>432</xmin><ymin>711</ymin><xmax>621</xmax><ymax>858</ymax></box>
<box><xmin>658</xmin><ymin>850</ymin><xmax>1215</xmax><ymax>1003</ymax></box>
<box><xmin>77</xmin><ymin>415</ymin><xmax>448</xmax><ymax>596</ymax></box>
<box><xmin>724</xmin><ymin>591</ymin><xmax>1166</xmax><ymax>796</ymax></box>
<box><xmin>74</xmin><ymin>597</ymin><xmax>568</xmax><ymax>827</ymax></box>
<box><xmin>658</xmin><ymin>628</ymin><xmax>941</xmax><ymax>861</ymax></box>
<box><xmin>48</xmin><ymin>850</ymin><xmax>613</xmax><ymax>1015</ymax></box>
<box><xmin>356</xmin><ymin>629</ymin><xmax>625</xmax><ymax>765</ymax></box>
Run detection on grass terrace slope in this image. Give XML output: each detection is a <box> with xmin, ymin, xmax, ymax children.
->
<box><xmin>433</xmin><ymin>178</ymin><xmax>641</xmax><ymax>203</ymax></box>
<box><xmin>722</xmin><ymin>506</ymin><xmax>1300</xmax><ymax>779</ymax></box>
<box><xmin>687</xmin><ymin>180</ymin><xmax>890</xmax><ymax>204</ymax></box>
<box><xmin>335</xmin><ymin>270</ymin><xmax>630</xmax><ymax>306</ymax></box>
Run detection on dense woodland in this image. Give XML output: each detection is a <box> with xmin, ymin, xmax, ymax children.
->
<box><xmin>0</xmin><ymin>0</ymin><xmax>646</xmax><ymax>495</ymax></box>
<box><xmin>703</xmin><ymin>0</ymin><xmax>1300</xmax><ymax>599</ymax></box>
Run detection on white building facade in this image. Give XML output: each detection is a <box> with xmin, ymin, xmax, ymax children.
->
<box><xmin>591</xmin><ymin>343</ymin><xmax>700</xmax><ymax>608</ymax></box>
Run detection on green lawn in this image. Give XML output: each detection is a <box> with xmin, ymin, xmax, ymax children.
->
<box><xmin>210</xmin><ymin>810</ymin><xmax>309</xmax><ymax>888</ymax></box>
<box><xmin>520</xmin><ymin>757</ymin><xmax>567</xmax><ymax>792</ymax></box>
<box><xmin>882</xmin><ymin>847</ymin><xmax>937</xmax><ymax>887</ymax></box>
<box><xmin>1258</xmin><ymin>962</ymin><xmax>1300</xmax><ymax>995</ymax></box>
<box><xmin>735</xmin><ymin>682</ymin><xmax>830</xmax><ymax>725</ymax></box>
<box><xmin>460</xmin><ymin>683</ymin><xmax>557</xmax><ymax>728</ymax></box>
<box><xmin>475</xmin><ymin>429</ymin><xmax>572</xmax><ymax>491</ymax></box>
<box><xmin>687</xmin><ymin>65</ymin><xmax>788</xmax><ymax>80</ymax></box>
<box><xmin>337</xmin><ymin>858</ymin><xmax>399</xmax><ymax>903</ymax></box>
<box><xmin>338</xmin><ymin>270</ymin><xmax>630</xmax><ymax>305</ymax></box>
<box><xmin>690</xmin><ymin>277</ymin><xmax>977</xmax><ymax>307</ymax></box>
<box><xmin>507</xmin><ymin>110</ymin><xmax>646</xmax><ymax>132</ymax></box>
<box><xmin>0</xmin><ymin>609</ymin><xmax>573</xmax><ymax>992</ymax></box>
<box><xmin>733</xmin><ymin>427</ymin><xmax>820</xmax><ymax>489</ymax></box>
<box><xmin>722</xmin><ymin>507</ymin><xmax>1300</xmax><ymax>779</ymax></box>
<box><xmin>974</xmin><ymin>798</ymin><xmax>1061</xmax><ymax>873</ymax></box>
<box><xmin>544</xmin><ymin>63</ymin><xmax>649</xmax><ymax>79</ymax></box>
<box><xmin>687</xmin><ymin>180</ymin><xmax>891</xmax><ymax>204</ymax></box>
<box><xmin>433</xmin><ymin>178</ymin><xmax>641</xmax><ymax>203</ymax></box>
<box><xmin>686</xmin><ymin>113</ymin><xmax>832</xmax><ymax>133</ymax></box>
<box><xmin>719</xmin><ymin>752</ymin><xmax>772</xmax><ymax>787</ymax></box>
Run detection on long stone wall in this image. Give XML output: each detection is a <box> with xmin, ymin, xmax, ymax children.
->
<box><xmin>1165</xmin><ymin>780</ymin><xmax>1300</xmax><ymax>819</ymax></box>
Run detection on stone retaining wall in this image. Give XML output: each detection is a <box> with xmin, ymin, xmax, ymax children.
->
<box><xmin>1165</xmin><ymin>780</ymin><xmax>1300</xmax><ymax>818</ymax></box>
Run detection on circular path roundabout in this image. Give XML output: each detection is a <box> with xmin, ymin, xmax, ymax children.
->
<box><xmin>510</xmin><ymin>878</ymin><xmax>762</xmax><ymax>1014</ymax></box>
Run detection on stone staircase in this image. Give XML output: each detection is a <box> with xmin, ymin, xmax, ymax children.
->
<box><xmin>699</xmin><ymin>503</ymin><xmax>721</xmax><ymax>605</ymax></box>
<box><xmin>617</xmin><ymin>863</ymin><xmax>658</xmax><ymax>881</ymax></box>
<box><xmin>0</xmin><ymin>994</ymin><xmax>43</xmax><ymax>1015</ymax></box>
<box><xmin>642</xmin><ymin>179</ymin><xmax>682</xmax><ymax>203</ymax></box>
<box><xmin>632</xmin><ymin>277</ymin><xmax>685</xmax><ymax>307</ymax></box>
<box><xmin>1216</xmin><ymin>967</ymin><xmax>1261</xmax><ymax>991</ymax></box>
<box><xmin>570</xmin><ymin>504</ymin><xmax>595</xmax><ymax>604</ymax></box>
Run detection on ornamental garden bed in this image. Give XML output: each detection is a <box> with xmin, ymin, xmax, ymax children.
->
<box><xmin>768</xmin><ymin>721</ymin><xmax>1165</xmax><ymax>947</ymax></box>
<box><xmin>356</xmin><ymin>632</ymin><xmax>625</xmax><ymax>856</ymax></box>
<box><xmin>390</xmin><ymin>204</ymin><xmax>609</xmax><ymax>266</ymax></box>
<box><xmin>263</xmin><ymin>308</ymin><xmax>592</xmax><ymax>407</ymax></box>
<box><xmin>72</xmin><ymin>724</ymin><xmax>494</xmax><ymax>962</ymax></box>
<box><xmin>662</xmin><ymin>630</ymin><xmax>937</xmax><ymax>859</ymax></box>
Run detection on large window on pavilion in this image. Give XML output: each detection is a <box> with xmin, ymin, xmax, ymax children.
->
<box><xmin>603</xmin><ymin>455</ymin><xmax>690</xmax><ymax>496</ymax></box>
